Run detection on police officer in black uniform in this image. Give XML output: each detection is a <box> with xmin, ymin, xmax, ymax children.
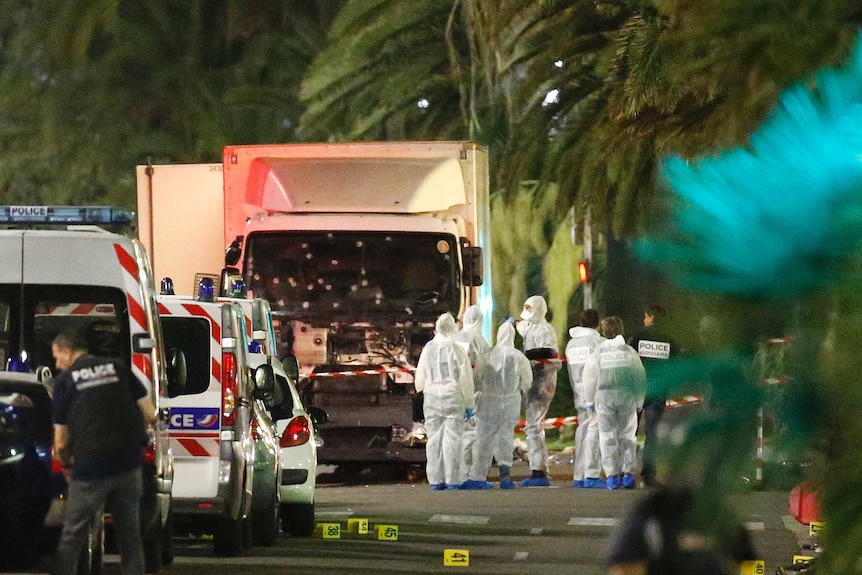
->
<box><xmin>51</xmin><ymin>329</ymin><xmax>155</xmax><ymax>575</ymax></box>
<box><xmin>628</xmin><ymin>304</ymin><xmax>676</xmax><ymax>487</ymax></box>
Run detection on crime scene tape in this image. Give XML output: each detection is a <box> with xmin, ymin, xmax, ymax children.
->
<box><xmin>513</xmin><ymin>394</ymin><xmax>703</xmax><ymax>432</ymax></box>
<box><xmin>300</xmin><ymin>357</ymin><xmax>566</xmax><ymax>379</ymax></box>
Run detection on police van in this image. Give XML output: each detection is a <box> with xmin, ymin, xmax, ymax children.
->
<box><xmin>0</xmin><ymin>205</ymin><xmax>184</xmax><ymax>573</ymax></box>
<box><xmin>231</xmin><ymin>296</ymin><xmax>327</xmax><ymax>538</ymax></box>
<box><xmin>157</xmin><ymin>283</ymin><xmax>281</xmax><ymax>554</ymax></box>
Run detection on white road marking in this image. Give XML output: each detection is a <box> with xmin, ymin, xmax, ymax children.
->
<box><xmin>744</xmin><ymin>521</ymin><xmax>765</xmax><ymax>531</ymax></box>
<box><xmin>529</xmin><ymin>527</ymin><xmax>543</xmax><ymax>535</ymax></box>
<box><xmin>429</xmin><ymin>514</ymin><xmax>491</xmax><ymax>525</ymax></box>
<box><xmin>568</xmin><ymin>517</ymin><xmax>617</xmax><ymax>527</ymax></box>
<box><xmin>514</xmin><ymin>551</ymin><xmax>529</xmax><ymax>561</ymax></box>
<box><xmin>315</xmin><ymin>507</ymin><xmax>355</xmax><ymax>517</ymax></box>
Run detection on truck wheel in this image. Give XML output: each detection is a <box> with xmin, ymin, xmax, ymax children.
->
<box><xmin>281</xmin><ymin>503</ymin><xmax>315</xmax><ymax>538</ymax></box>
<box><xmin>213</xmin><ymin>516</ymin><xmax>244</xmax><ymax>557</ymax></box>
<box><xmin>252</xmin><ymin>489</ymin><xmax>280</xmax><ymax>546</ymax></box>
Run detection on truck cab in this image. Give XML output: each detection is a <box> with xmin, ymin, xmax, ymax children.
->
<box><xmin>0</xmin><ymin>205</ymin><xmax>182</xmax><ymax>572</ymax></box>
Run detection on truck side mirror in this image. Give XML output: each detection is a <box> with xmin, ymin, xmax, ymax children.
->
<box><xmin>225</xmin><ymin>236</ymin><xmax>243</xmax><ymax>266</ymax></box>
<box><xmin>280</xmin><ymin>355</ymin><xmax>300</xmax><ymax>383</ymax></box>
<box><xmin>461</xmin><ymin>244</ymin><xmax>484</xmax><ymax>287</ymax></box>
<box><xmin>167</xmin><ymin>348</ymin><xmax>187</xmax><ymax>397</ymax></box>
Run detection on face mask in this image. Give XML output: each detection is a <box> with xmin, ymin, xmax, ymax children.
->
<box><xmin>520</xmin><ymin>306</ymin><xmax>533</xmax><ymax>322</ymax></box>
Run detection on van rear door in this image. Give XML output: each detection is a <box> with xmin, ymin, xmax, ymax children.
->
<box><xmin>158</xmin><ymin>301</ymin><xmax>223</xmax><ymax>499</ymax></box>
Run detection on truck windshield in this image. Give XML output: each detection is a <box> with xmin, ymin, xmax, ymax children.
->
<box><xmin>244</xmin><ymin>232</ymin><xmax>460</xmax><ymax>320</ymax></box>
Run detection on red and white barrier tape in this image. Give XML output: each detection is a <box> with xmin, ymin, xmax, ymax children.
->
<box><xmin>514</xmin><ymin>394</ymin><xmax>704</xmax><ymax>432</ymax></box>
<box><xmin>300</xmin><ymin>366</ymin><xmax>416</xmax><ymax>379</ymax></box>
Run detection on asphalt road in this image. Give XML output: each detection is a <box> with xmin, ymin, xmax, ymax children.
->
<box><xmin>90</xmin><ymin>481</ymin><xmax>806</xmax><ymax>575</ymax></box>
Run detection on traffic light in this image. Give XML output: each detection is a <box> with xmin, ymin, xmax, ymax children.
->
<box><xmin>578</xmin><ymin>261</ymin><xmax>590</xmax><ymax>283</ymax></box>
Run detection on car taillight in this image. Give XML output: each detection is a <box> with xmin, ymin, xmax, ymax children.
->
<box><xmin>222</xmin><ymin>352</ymin><xmax>238</xmax><ymax>427</ymax></box>
<box><xmin>144</xmin><ymin>443</ymin><xmax>156</xmax><ymax>465</ymax></box>
<box><xmin>51</xmin><ymin>459</ymin><xmax>65</xmax><ymax>474</ymax></box>
<box><xmin>280</xmin><ymin>416</ymin><xmax>310</xmax><ymax>448</ymax></box>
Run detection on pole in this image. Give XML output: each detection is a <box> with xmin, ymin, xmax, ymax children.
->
<box><xmin>583</xmin><ymin>209</ymin><xmax>593</xmax><ymax>309</ymax></box>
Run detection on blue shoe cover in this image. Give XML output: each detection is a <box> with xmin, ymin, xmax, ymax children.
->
<box><xmin>459</xmin><ymin>479</ymin><xmax>492</xmax><ymax>490</ymax></box>
<box><xmin>446</xmin><ymin>484</ymin><xmax>460</xmax><ymax>490</ymax></box>
<box><xmin>500</xmin><ymin>478</ymin><xmax>516</xmax><ymax>490</ymax></box>
<box><xmin>572</xmin><ymin>480</ymin><xmax>585</xmax><ymax>488</ymax></box>
<box><xmin>430</xmin><ymin>483</ymin><xmax>447</xmax><ymax>491</ymax></box>
<box><xmin>583</xmin><ymin>477</ymin><xmax>605</xmax><ymax>489</ymax></box>
<box><xmin>519</xmin><ymin>477</ymin><xmax>551</xmax><ymax>487</ymax></box>
<box><xmin>606</xmin><ymin>475</ymin><xmax>621</xmax><ymax>490</ymax></box>
<box><xmin>621</xmin><ymin>474</ymin><xmax>636</xmax><ymax>489</ymax></box>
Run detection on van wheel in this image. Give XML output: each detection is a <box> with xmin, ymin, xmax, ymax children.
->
<box><xmin>213</xmin><ymin>516</ymin><xmax>244</xmax><ymax>557</ymax></box>
<box><xmin>143</xmin><ymin>529</ymin><xmax>162</xmax><ymax>573</ymax></box>
<box><xmin>160</xmin><ymin>508</ymin><xmax>174</xmax><ymax>566</ymax></box>
<box><xmin>76</xmin><ymin>514</ymin><xmax>104</xmax><ymax>575</ymax></box>
<box><xmin>281</xmin><ymin>503</ymin><xmax>315</xmax><ymax>538</ymax></box>
<box><xmin>252</xmin><ymin>489</ymin><xmax>280</xmax><ymax>546</ymax></box>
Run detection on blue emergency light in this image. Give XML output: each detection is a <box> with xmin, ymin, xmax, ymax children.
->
<box><xmin>198</xmin><ymin>277</ymin><xmax>216</xmax><ymax>302</ymax></box>
<box><xmin>0</xmin><ymin>205</ymin><xmax>134</xmax><ymax>225</ymax></box>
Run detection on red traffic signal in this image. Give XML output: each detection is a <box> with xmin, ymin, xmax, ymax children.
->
<box><xmin>578</xmin><ymin>261</ymin><xmax>590</xmax><ymax>283</ymax></box>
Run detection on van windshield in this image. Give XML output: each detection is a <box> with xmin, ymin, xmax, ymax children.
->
<box><xmin>244</xmin><ymin>231</ymin><xmax>460</xmax><ymax>321</ymax></box>
<box><xmin>0</xmin><ymin>285</ymin><xmax>130</xmax><ymax>373</ymax></box>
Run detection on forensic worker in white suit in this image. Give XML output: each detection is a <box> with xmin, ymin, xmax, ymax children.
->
<box><xmin>414</xmin><ymin>312</ymin><xmax>475</xmax><ymax>490</ymax></box>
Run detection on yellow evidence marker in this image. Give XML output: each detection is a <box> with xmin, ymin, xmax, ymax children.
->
<box><xmin>316</xmin><ymin>523</ymin><xmax>341</xmax><ymax>539</ymax></box>
<box><xmin>793</xmin><ymin>555</ymin><xmax>815</xmax><ymax>564</ymax></box>
<box><xmin>376</xmin><ymin>524</ymin><xmax>399</xmax><ymax>541</ymax></box>
<box><xmin>444</xmin><ymin>549</ymin><xmax>470</xmax><ymax>567</ymax></box>
<box><xmin>809</xmin><ymin>521</ymin><xmax>825</xmax><ymax>537</ymax></box>
<box><xmin>348</xmin><ymin>518</ymin><xmax>369</xmax><ymax>534</ymax></box>
<box><xmin>740</xmin><ymin>560</ymin><xmax>765</xmax><ymax>575</ymax></box>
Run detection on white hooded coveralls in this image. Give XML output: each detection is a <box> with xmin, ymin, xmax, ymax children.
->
<box><xmin>468</xmin><ymin>322</ymin><xmax>531</xmax><ymax>481</ymax></box>
<box><xmin>414</xmin><ymin>313</ymin><xmax>475</xmax><ymax>486</ymax></box>
<box><xmin>582</xmin><ymin>335</ymin><xmax>646</xmax><ymax>477</ymax></box>
<box><xmin>453</xmin><ymin>305</ymin><xmax>490</xmax><ymax>483</ymax></box>
<box><xmin>516</xmin><ymin>295</ymin><xmax>561</xmax><ymax>472</ymax></box>
<box><xmin>565</xmin><ymin>325</ymin><xmax>604</xmax><ymax>481</ymax></box>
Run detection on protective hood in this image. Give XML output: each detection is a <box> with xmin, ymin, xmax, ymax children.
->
<box><xmin>569</xmin><ymin>326</ymin><xmax>599</xmax><ymax>339</ymax></box>
<box><xmin>434</xmin><ymin>312</ymin><xmax>458</xmax><ymax>340</ymax></box>
<box><xmin>496</xmin><ymin>322</ymin><xmax>516</xmax><ymax>348</ymax></box>
<box><xmin>607</xmin><ymin>334</ymin><xmax>627</xmax><ymax>348</ymax></box>
<box><xmin>520</xmin><ymin>295</ymin><xmax>548</xmax><ymax>323</ymax></box>
<box><xmin>461</xmin><ymin>305</ymin><xmax>484</xmax><ymax>334</ymax></box>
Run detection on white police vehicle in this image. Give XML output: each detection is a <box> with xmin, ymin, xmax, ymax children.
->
<box><xmin>0</xmin><ymin>205</ymin><xmax>185</xmax><ymax>573</ymax></box>
<box><xmin>157</xmin><ymin>281</ymin><xmax>280</xmax><ymax>555</ymax></box>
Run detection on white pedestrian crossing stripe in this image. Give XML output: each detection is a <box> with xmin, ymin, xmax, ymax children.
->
<box><xmin>429</xmin><ymin>514</ymin><xmax>491</xmax><ymax>525</ymax></box>
<box><xmin>568</xmin><ymin>517</ymin><xmax>617</xmax><ymax>527</ymax></box>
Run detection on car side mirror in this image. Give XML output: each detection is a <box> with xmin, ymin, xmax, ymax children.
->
<box><xmin>307</xmin><ymin>406</ymin><xmax>328</xmax><ymax>426</ymax></box>
<box><xmin>280</xmin><ymin>355</ymin><xmax>300</xmax><ymax>382</ymax></box>
<box><xmin>167</xmin><ymin>348</ymin><xmax>187</xmax><ymax>397</ymax></box>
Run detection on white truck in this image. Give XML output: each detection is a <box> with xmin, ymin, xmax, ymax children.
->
<box><xmin>137</xmin><ymin>141</ymin><xmax>492</xmax><ymax>466</ymax></box>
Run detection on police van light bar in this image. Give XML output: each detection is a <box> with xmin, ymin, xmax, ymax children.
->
<box><xmin>0</xmin><ymin>206</ymin><xmax>134</xmax><ymax>225</ymax></box>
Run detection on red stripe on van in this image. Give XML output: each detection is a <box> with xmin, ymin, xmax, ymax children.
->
<box><xmin>113</xmin><ymin>243</ymin><xmax>139</xmax><ymax>278</ymax></box>
<box><xmin>181</xmin><ymin>304</ymin><xmax>221</xmax><ymax>341</ymax></box>
<box><xmin>176</xmin><ymin>438</ymin><xmax>210</xmax><ymax>457</ymax></box>
<box><xmin>127</xmin><ymin>294</ymin><xmax>148</xmax><ymax>332</ymax></box>
<box><xmin>212</xmin><ymin>357</ymin><xmax>221</xmax><ymax>383</ymax></box>
<box><xmin>133</xmin><ymin>353</ymin><xmax>152</xmax><ymax>380</ymax></box>
<box><xmin>157</xmin><ymin>302</ymin><xmax>170</xmax><ymax>315</ymax></box>
<box><xmin>71</xmin><ymin>303</ymin><xmax>96</xmax><ymax>315</ymax></box>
